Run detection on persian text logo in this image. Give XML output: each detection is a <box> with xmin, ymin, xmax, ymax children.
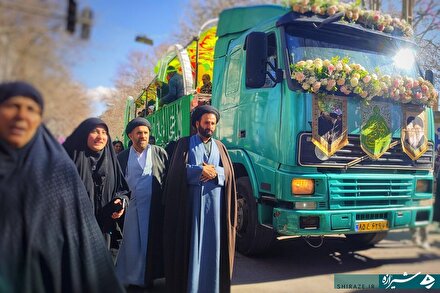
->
<box><xmin>380</xmin><ymin>272</ymin><xmax>436</xmax><ymax>290</ymax></box>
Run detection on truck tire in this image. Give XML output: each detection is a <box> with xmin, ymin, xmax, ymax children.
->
<box><xmin>345</xmin><ymin>232</ymin><xmax>388</xmax><ymax>248</ymax></box>
<box><xmin>236</xmin><ymin>176</ymin><xmax>275</xmax><ymax>255</ymax></box>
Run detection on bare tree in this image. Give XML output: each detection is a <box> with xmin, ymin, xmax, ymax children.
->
<box><xmin>412</xmin><ymin>0</ymin><xmax>439</xmax><ymax>86</ymax></box>
<box><xmin>0</xmin><ymin>0</ymin><xmax>91</xmax><ymax>138</ymax></box>
<box><xmin>100</xmin><ymin>46</ymin><xmax>169</xmax><ymax>139</ymax></box>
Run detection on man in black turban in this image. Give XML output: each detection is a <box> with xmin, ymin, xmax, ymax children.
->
<box><xmin>163</xmin><ymin>105</ymin><xmax>237</xmax><ymax>293</ymax></box>
<box><xmin>0</xmin><ymin>81</ymin><xmax>124</xmax><ymax>292</ymax></box>
<box><xmin>115</xmin><ymin>117</ymin><xmax>169</xmax><ymax>289</ymax></box>
<box><xmin>125</xmin><ymin>116</ymin><xmax>152</xmax><ymax>135</ymax></box>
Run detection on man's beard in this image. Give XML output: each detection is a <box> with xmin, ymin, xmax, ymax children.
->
<box><xmin>408</xmin><ymin>132</ymin><xmax>423</xmax><ymax>148</ymax></box>
<box><xmin>198</xmin><ymin>126</ymin><xmax>213</xmax><ymax>139</ymax></box>
<box><xmin>135</xmin><ymin>139</ymin><xmax>148</xmax><ymax>150</ymax></box>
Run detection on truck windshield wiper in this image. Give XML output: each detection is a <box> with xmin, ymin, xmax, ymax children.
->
<box><xmin>344</xmin><ymin>140</ymin><xmax>400</xmax><ymax>170</ymax></box>
<box><xmin>313</xmin><ymin>12</ymin><xmax>344</xmax><ymax>29</ymax></box>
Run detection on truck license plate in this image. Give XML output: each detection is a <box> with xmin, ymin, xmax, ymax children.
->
<box><xmin>355</xmin><ymin>220</ymin><xmax>389</xmax><ymax>232</ymax></box>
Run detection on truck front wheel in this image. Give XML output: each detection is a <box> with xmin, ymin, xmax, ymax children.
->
<box><xmin>345</xmin><ymin>232</ymin><xmax>388</xmax><ymax>248</ymax></box>
<box><xmin>236</xmin><ymin>176</ymin><xmax>274</xmax><ymax>255</ymax></box>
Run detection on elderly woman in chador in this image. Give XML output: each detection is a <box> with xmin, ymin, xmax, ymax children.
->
<box><xmin>0</xmin><ymin>81</ymin><xmax>124</xmax><ymax>292</ymax></box>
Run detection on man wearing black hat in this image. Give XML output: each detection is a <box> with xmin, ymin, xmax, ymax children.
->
<box><xmin>163</xmin><ymin>105</ymin><xmax>237</xmax><ymax>293</ymax></box>
<box><xmin>159</xmin><ymin>65</ymin><xmax>184</xmax><ymax>106</ymax></box>
<box><xmin>115</xmin><ymin>117</ymin><xmax>169</xmax><ymax>289</ymax></box>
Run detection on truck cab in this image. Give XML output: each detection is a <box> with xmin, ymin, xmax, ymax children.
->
<box><xmin>212</xmin><ymin>5</ymin><xmax>436</xmax><ymax>254</ymax></box>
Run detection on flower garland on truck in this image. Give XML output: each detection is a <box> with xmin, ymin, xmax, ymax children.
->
<box><xmin>289</xmin><ymin>0</ymin><xmax>413</xmax><ymax>37</ymax></box>
<box><xmin>291</xmin><ymin>57</ymin><xmax>438</xmax><ymax>107</ymax></box>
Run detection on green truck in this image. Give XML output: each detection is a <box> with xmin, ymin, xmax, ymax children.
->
<box><xmin>127</xmin><ymin>3</ymin><xmax>437</xmax><ymax>255</ymax></box>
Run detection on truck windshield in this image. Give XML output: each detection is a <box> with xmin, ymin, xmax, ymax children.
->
<box><xmin>285</xmin><ymin>30</ymin><xmax>420</xmax><ymax>82</ymax></box>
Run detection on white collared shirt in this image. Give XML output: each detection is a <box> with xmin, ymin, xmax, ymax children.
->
<box><xmin>130</xmin><ymin>145</ymin><xmax>150</xmax><ymax>170</ymax></box>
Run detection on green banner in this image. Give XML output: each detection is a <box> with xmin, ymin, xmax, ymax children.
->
<box><xmin>360</xmin><ymin>102</ymin><xmax>392</xmax><ymax>159</ymax></box>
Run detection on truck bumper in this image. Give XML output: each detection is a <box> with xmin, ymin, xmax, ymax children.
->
<box><xmin>273</xmin><ymin>206</ymin><xmax>433</xmax><ymax>236</ymax></box>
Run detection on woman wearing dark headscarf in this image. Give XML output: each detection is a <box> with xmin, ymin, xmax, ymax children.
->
<box><xmin>0</xmin><ymin>81</ymin><xmax>124</xmax><ymax>292</ymax></box>
<box><xmin>63</xmin><ymin>118</ymin><xmax>130</xmax><ymax>249</ymax></box>
<box><xmin>113</xmin><ymin>140</ymin><xmax>124</xmax><ymax>154</ymax></box>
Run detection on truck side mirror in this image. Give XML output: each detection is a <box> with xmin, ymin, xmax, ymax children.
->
<box><xmin>245</xmin><ymin>32</ymin><xmax>267</xmax><ymax>88</ymax></box>
<box><xmin>425</xmin><ymin>69</ymin><xmax>434</xmax><ymax>84</ymax></box>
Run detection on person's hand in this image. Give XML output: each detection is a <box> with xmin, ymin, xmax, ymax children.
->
<box><xmin>111</xmin><ymin>198</ymin><xmax>125</xmax><ymax>219</ymax></box>
<box><xmin>201</xmin><ymin>162</ymin><xmax>217</xmax><ymax>182</ymax></box>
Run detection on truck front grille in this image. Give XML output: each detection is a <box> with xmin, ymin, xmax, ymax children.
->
<box><xmin>329</xmin><ymin>177</ymin><xmax>412</xmax><ymax>209</ymax></box>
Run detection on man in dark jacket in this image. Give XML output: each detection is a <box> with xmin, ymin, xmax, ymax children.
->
<box><xmin>159</xmin><ymin>66</ymin><xmax>184</xmax><ymax>106</ymax></box>
<box><xmin>115</xmin><ymin>117</ymin><xmax>168</xmax><ymax>289</ymax></box>
<box><xmin>163</xmin><ymin>105</ymin><xmax>237</xmax><ymax>293</ymax></box>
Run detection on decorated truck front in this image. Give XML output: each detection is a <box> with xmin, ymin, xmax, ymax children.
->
<box><xmin>211</xmin><ymin>3</ymin><xmax>437</xmax><ymax>254</ymax></box>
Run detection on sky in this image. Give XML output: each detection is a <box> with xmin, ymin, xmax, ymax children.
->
<box><xmin>72</xmin><ymin>0</ymin><xmax>189</xmax><ymax>90</ymax></box>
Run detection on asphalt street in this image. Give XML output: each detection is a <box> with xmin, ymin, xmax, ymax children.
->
<box><xmin>133</xmin><ymin>224</ymin><xmax>440</xmax><ymax>293</ymax></box>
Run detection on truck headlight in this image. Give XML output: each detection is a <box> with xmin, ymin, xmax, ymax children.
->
<box><xmin>416</xmin><ymin>180</ymin><xmax>431</xmax><ymax>193</ymax></box>
<box><xmin>291</xmin><ymin>178</ymin><xmax>314</xmax><ymax>195</ymax></box>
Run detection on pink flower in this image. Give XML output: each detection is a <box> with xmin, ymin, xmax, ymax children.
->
<box><xmin>415</xmin><ymin>92</ymin><xmax>423</xmax><ymax>100</ymax></box>
<box><xmin>311</xmin><ymin>4</ymin><xmax>320</xmax><ymax>13</ymax></box>
<box><xmin>377</xmin><ymin>24</ymin><xmax>385</xmax><ymax>31</ymax></box>
<box><xmin>312</xmin><ymin>82</ymin><xmax>321</xmax><ymax>92</ymax></box>
<box><xmin>421</xmin><ymin>85</ymin><xmax>429</xmax><ymax>93</ymax></box>
<box><xmin>403</xmin><ymin>94</ymin><xmax>412</xmax><ymax>103</ymax></box>
<box><xmin>362</xmin><ymin>75</ymin><xmax>371</xmax><ymax>83</ymax></box>
<box><xmin>373</xmin><ymin>13</ymin><xmax>380</xmax><ymax>23</ymax></box>
<box><xmin>393</xmin><ymin>79</ymin><xmax>401</xmax><ymax>88</ymax></box>
<box><xmin>327</xmin><ymin>5</ymin><xmax>337</xmax><ymax>15</ymax></box>
<box><xmin>340</xmin><ymin>86</ymin><xmax>351</xmax><ymax>95</ymax></box>
<box><xmin>327</xmin><ymin>64</ymin><xmax>335</xmax><ymax>75</ymax></box>
<box><xmin>297</xmin><ymin>60</ymin><xmax>306</xmax><ymax>67</ymax></box>
<box><xmin>294</xmin><ymin>72</ymin><xmax>305</xmax><ymax>82</ymax></box>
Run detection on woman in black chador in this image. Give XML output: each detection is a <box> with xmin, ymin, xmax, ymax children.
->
<box><xmin>63</xmin><ymin>118</ymin><xmax>130</xmax><ymax>249</ymax></box>
<box><xmin>0</xmin><ymin>82</ymin><xmax>124</xmax><ymax>292</ymax></box>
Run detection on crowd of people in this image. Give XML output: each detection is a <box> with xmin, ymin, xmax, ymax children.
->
<box><xmin>0</xmin><ymin>81</ymin><xmax>236</xmax><ymax>293</ymax></box>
